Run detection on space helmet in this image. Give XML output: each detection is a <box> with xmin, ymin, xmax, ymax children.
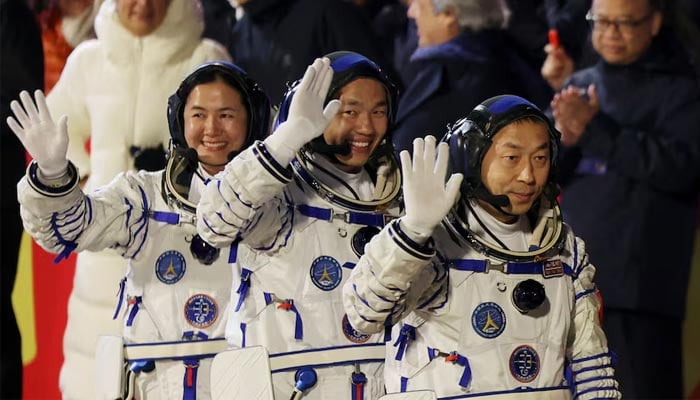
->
<box><xmin>442</xmin><ymin>95</ymin><xmax>565</xmax><ymax>261</ymax></box>
<box><xmin>164</xmin><ymin>61</ymin><xmax>271</xmax><ymax>211</ymax></box>
<box><xmin>275</xmin><ymin>51</ymin><xmax>402</xmax><ymax>212</ymax></box>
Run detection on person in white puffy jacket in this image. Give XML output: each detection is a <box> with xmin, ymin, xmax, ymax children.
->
<box><xmin>343</xmin><ymin>95</ymin><xmax>622</xmax><ymax>400</ymax></box>
<box><xmin>197</xmin><ymin>53</ymin><xmax>401</xmax><ymax>400</ymax></box>
<box><xmin>8</xmin><ymin>62</ymin><xmax>270</xmax><ymax>399</ymax></box>
<box><xmin>44</xmin><ymin>0</ymin><xmax>230</xmax><ymax>397</ymax></box>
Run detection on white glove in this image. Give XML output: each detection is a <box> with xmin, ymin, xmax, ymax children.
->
<box><xmin>7</xmin><ymin>90</ymin><xmax>69</xmax><ymax>179</ymax></box>
<box><xmin>265</xmin><ymin>57</ymin><xmax>341</xmax><ymax>165</ymax></box>
<box><xmin>399</xmin><ymin>136</ymin><xmax>463</xmax><ymax>237</ymax></box>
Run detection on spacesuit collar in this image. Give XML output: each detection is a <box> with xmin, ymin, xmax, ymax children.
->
<box><xmin>443</xmin><ymin>198</ymin><xmax>565</xmax><ymax>263</ymax></box>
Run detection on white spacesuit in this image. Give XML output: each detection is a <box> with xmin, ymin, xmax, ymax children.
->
<box><xmin>198</xmin><ymin>53</ymin><xmax>401</xmax><ymax>399</ymax></box>
<box><xmin>11</xmin><ymin>62</ymin><xmax>271</xmax><ymax>400</ymax></box>
<box><xmin>343</xmin><ymin>96</ymin><xmax>622</xmax><ymax>400</ymax></box>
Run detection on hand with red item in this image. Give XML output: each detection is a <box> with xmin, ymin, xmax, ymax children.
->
<box><xmin>541</xmin><ymin>29</ymin><xmax>574</xmax><ymax>91</ymax></box>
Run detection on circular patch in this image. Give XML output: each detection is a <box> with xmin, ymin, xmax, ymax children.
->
<box><xmin>155</xmin><ymin>250</ymin><xmax>186</xmax><ymax>284</ymax></box>
<box><xmin>184</xmin><ymin>294</ymin><xmax>218</xmax><ymax>329</ymax></box>
<box><xmin>309</xmin><ymin>256</ymin><xmax>342</xmax><ymax>291</ymax></box>
<box><xmin>509</xmin><ymin>345</ymin><xmax>540</xmax><ymax>383</ymax></box>
<box><xmin>471</xmin><ymin>302</ymin><xmax>506</xmax><ymax>339</ymax></box>
<box><xmin>342</xmin><ymin>314</ymin><xmax>370</xmax><ymax>343</ymax></box>
<box><xmin>351</xmin><ymin>226</ymin><xmax>381</xmax><ymax>257</ymax></box>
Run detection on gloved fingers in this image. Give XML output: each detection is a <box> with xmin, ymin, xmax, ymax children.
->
<box><xmin>399</xmin><ymin>149</ymin><xmax>413</xmax><ymax>180</ymax></box>
<box><xmin>322</xmin><ymin>99</ymin><xmax>340</xmax><ymax>121</ymax></box>
<box><xmin>313</xmin><ymin>57</ymin><xmax>332</xmax><ymax>97</ymax></box>
<box><xmin>421</xmin><ymin>135</ymin><xmax>436</xmax><ymax>174</ymax></box>
<box><xmin>411</xmin><ymin>137</ymin><xmax>425</xmax><ymax>174</ymax></box>
<box><xmin>10</xmin><ymin>98</ymin><xmax>30</xmax><ymax>129</ymax></box>
<box><xmin>34</xmin><ymin>90</ymin><xmax>54</xmax><ymax>123</ymax></box>
<box><xmin>19</xmin><ymin>90</ymin><xmax>40</xmax><ymax>123</ymax></box>
<box><xmin>444</xmin><ymin>173</ymin><xmax>464</xmax><ymax>207</ymax></box>
<box><xmin>57</xmin><ymin>115</ymin><xmax>69</xmax><ymax>138</ymax></box>
<box><xmin>434</xmin><ymin>141</ymin><xmax>450</xmax><ymax>178</ymax></box>
<box><xmin>6</xmin><ymin>116</ymin><xmax>26</xmax><ymax>142</ymax></box>
<box><xmin>297</xmin><ymin>60</ymin><xmax>319</xmax><ymax>93</ymax></box>
<box><xmin>307</xmin><ymin>57</ymin><xmax>328</xmax><ymax>95</ymax></box>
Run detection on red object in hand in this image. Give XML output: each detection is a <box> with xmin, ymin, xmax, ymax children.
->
<box><xmin>548</xmin><ymin>29</ymin><xmax>560</xmax><ymax>48</ymax></box>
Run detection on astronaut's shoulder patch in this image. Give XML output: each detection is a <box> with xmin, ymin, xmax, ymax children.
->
<box><xmin>184</xmin><ymin>294</ymin><xmax>218</xmax><ymax>329</ymax></box>
<box><xmin>509</xmin><ymin>345</ymin><xmax>540</xmax><ymax>383</ymax></box>
<box><xmin>310</xmin><ymin>255</ymin><xmax>342</xmax><ymax>291</ymax></box>
<box><xmin>155</xmin><ymin>250</ymin><xmax>186</xmax><ymax>284</ymax></box>
<box><xmin>471</xmin><ymin>302</ymin><xmax>506</xmax><ymax>339</ymax></box>
<box><xmin>342</xmin><ymin>314</ymin><xmax>370</xmax><ymax>343</ymax></box>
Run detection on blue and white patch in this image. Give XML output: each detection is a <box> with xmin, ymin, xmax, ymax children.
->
<box><xmin>471</xmin><ymin>302</ymin><xmax>506</xmax><ymax>339</ymax></box>
<box><xmin>310</xmin><ymin>256</ymin><xmax>342</xmax><ymax>291</ymax></box>
<box><xmin>155</xmin><ymin>250</ymin><xmax>186</xmax><ymax>284</ymax></box>
<box><xmin>509</xmin><ymin>345</ymin><xmax>540</xmax><ymax>383</ymax></box>
<box><xmin>342</xmin><ymin>314</ymin><xmax>370</xmax><ymax>343</ymax></box>
<box><xmin>184</xmin><ymin>294</ymin><xmax>218</xmax><ymax>329</ymax></box>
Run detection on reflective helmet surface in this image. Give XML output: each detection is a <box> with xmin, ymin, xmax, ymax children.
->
<box><xmin>167</xmin><ymin>61</ymin><xmax>271</xmax><ymax>151</ymax></box>
<box><xmin>442</xmin><ymin>94</ymin><xmax>561</xmax><ymax>203</ymax></box>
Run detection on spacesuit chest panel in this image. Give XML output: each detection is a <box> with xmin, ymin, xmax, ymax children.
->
<box><xmin>390</xmin><ymin>231</ymin><xmax>574</xmax><ymax>395</ymax></box>
<box><xmin>229</xmin><ymin>184</ymin><xmax>399</xmax><ymax>352</ymax></box>
<box><xmin>123</xmin><ymin>197</ymin><xmax>232</xmax><ymax>343</ymax></box>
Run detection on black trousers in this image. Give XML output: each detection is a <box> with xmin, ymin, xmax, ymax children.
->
<box><xmin>603</xmin><ymin>308</ymin><xmax>683</xmax><ymax>400</ymax></box>
<box><xmin>1</xmin><ymin>206</ymin><xmax>23</xmax><ymax>400</ymax></box>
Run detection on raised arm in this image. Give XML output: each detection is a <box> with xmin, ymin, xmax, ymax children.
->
<box><xmin>343</xmin><ymin>136</ymin><xmax>462</xmax><ymax>333</ymax></box>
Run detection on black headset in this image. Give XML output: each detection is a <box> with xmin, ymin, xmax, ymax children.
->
<box><xmin>167</xmin><ymin>61</ymin><xmax>271</xmax><ymax>153</ymax></box>
<box><xmin>442</xmin><ymin>95</ymin><xmax>561</xmax><ymax>205</ymax></box>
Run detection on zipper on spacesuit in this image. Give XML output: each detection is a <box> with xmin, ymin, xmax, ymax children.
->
<box><xmin>235</xmin><ymin>268</ymin><xmax>253</xmax><ymax>312</ymax></box>
<box><xmin>392</xmin><ymin>324</ymin><xmax>416</xmax><ymax>361</ymax></box>
<box><xmin>351</xmin><ymin>363</ymin><xmax>367</xmax><ymax>400</ymax></box>
<box><xmin>429</xmin><ymin>348</ymin><xmax>472</xmax><ymax>388</ymax></box>
<box><xmin>264</xmin><ymin>292</ymin><xmax>303</xmax><ymax>339</ymax></box>
<box><xmin>112</xmin><ymin>277</ymin><xmax>127</xmax><ymax>320</ymax></box>
<box><xmin>125</xmin><ymin>296</ymin><xmax>142</xmax><ymax>327</ymax></box>
<box><xmin>182</xmin><ymin>358</ymin><xmax>199</xmax><ymax>400</ymax></box>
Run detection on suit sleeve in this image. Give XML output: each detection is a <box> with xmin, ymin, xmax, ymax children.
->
<box><xmin>343</xmin><ymin>218</ymin><xmax>448</xmax><ymax>334</ymax></box>
<box><xmin>197</xmin><ymin>141</ymin><xmax>294</xmax><ymax>251</ymax></box>
<box><xmin>566</xmin><ymin>231</ymin><xmax>622</xmax><ymax>399</ymax></box>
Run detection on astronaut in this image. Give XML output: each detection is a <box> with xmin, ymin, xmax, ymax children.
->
<box><xmin>8</xmin><ymin>62</ymin><xmax>270</xmax><ymax>399</ymax></box>
<box><xmin>197</xmin><ymin>53</ymin><xmax>401</xmax><ymax>399</ymax></box>
<box><xmin>343</xmin><ymin>95</ymin><xmax>622</xmax><ymax>399</ymax></box>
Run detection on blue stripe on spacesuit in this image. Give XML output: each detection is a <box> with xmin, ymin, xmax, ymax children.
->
<box><xmin>264</xmin><ymin>292</ymin><xmax>303</xmax><ymax>339</ymax></box>
<box><xmin>125</xmin><ymin>186</ymin><xmax>149</xmax><ymax>259</ymax></box>
<box><xmin>351</xmin><ymin>283</ymin><xmax>393</xmax><ymax>313</ymax></box>
<box><xmin>152</xmin><ymin>210</ymin><xmax>180</xmax><ymax>224</ymax></box>
<box><xmin>388</xmin><ymin>221</ymin><xmax>434</xmax><ymax>260</ymax></box>
<box><xmin>573</xmin><ymin>385</ymin><xmax>619</xmax><ymax>400</ymax></box>
<box><xmin>296</xmin><ymin>204</ymin><xmax>388</xmax><ymax>227</ymax></box>
<box><xmin>450</xmin><ymin>259</ymin><xmax>574</xmax><ymax>276</ymax></box>
<box><xmin>439</xmin><ymin>385</ymin><xmax>570</xmax><ymax>399</ymax></box>
<box><xmin>393</xmin><ymin>324</ymin><xmax>416</xmax><ymax>361</ymax></box>
<box><xmin>575</xmin><ymin>286</ymin><xmax>598</xmax><ymax>301</ymax></box>
<box><xmin>571</xmin><ymin>351</ymin><xmax>613</xmax><ymax>364</ymax></box>
<box><xmin>240</xmin><ymin>323</ymin><xmax>247</xmax><ymax>347</ymax></box>
<box><xmin>253</xmin><ymin>142</ymin><xmax>293</xmax><ymax>183</ymax></box>
<box><xmin>235</xmin><ymin>269</ymin><xmax>252</xmax><ymax>312</ymax></box>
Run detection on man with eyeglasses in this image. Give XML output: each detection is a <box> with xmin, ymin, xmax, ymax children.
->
<box><xmin>549</xmin><ymin>0</ymin><xmax>700</xmax><ymax>398</ymax></box>
<box><xmin>6</xmin><ymin>62</ymin><xmax>271</xmax><ymax>399</ymax></box>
